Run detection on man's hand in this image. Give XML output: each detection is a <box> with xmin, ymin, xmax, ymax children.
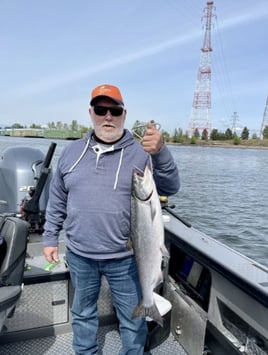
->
<box><xmin>142</xmin><ymin>122</ymin><xmax>164</xmax><ymax>155</ymax></box>
<box><xmin>43</xmin><ymin>246</ymin><xmax>59</xmax><ymax>263</ymax></box>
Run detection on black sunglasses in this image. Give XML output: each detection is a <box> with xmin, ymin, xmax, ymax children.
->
<box><xmin>93</xmin><ymin>106</ymin><xmax>124</xmax><ymax>117</ymax></box>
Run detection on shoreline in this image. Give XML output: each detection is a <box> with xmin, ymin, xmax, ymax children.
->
<box><xmin>167</xmin><ymin>141</ymin><xmax>268</xmax><ymax>150</ymax></box>
<box><xmin>2</xmin><ymin>134</ymin><xmax>268</xmax><ymax>150</ymax></box>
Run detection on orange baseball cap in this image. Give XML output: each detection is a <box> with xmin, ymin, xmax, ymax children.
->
<box><xmin>90</xmin><ymin>84</ymin><xmax>124</xmax><ymax>106</ymax></box>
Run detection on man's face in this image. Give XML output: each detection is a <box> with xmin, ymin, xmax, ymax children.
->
<box><xmin>89</xmin><ymin>98</ymin><xmax>126</xmax><ymax>142</ymax></box>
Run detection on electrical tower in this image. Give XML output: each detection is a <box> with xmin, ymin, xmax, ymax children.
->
<box><xmin>188</xmin><ymin>1</ymin><xmax>216</xmax><ymax>138</ymax></box>
<box><xmin>231</xmin><ymin>111</ymin><xmax>239</xmax><ymax>135</ymax></box>
<box><xmin>260</xmin><ymin>95</ymin><xmax>268</xmax><ymax>139</ymax></box>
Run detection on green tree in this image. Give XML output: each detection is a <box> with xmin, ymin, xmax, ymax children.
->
<box><xmin>233</xmin><ymin>134</ymin><xmax>241</xmax><ymax>145</ymax></box>
<box><xmin>12</xmin><ymin>123</ymin><xmax>24</xmax><ymax>128</ymax></box>
<box><xmin>241</xmin><ymin>126</ymin><xmax>249</xmax><ymax>140</ymax></box>
<box><xmin>56</xmin><ymin>121</ymin><xmax>63</xmax><ymax>130</ymax></box>
<box><xmin>263</xmin><ymin>126</ymin><xmax>268</xmax><ymax>139</ymax></box>
<box><xmin>71</xmin><ymin>120</ymin><xmax>79</xmax><ymax>131</ymax></box>
<box><xmin>30</xmin><ymin>123</ymin><xmax>42</xmax><ymax>129</ymax></box>
<box><xmin>162</xmin><ymin>131</ymin><xmax>170</xmax><ymax>142</ymax></box>
<box><xmin>190</xmin><ymin>136</ymin><xmax>197</xmax><ymax>144</ymax></box>
<box><xmin>201</xmin><ymin>128</ymin><xmax>208</xmax><ymax>141</ymax></box>
<box><xmin>194</xmin><ymin>128</ymin><xmax>200</xmax><ymax>138</ymax></box>
<box><xmin>172</xmin><ymin>128</ymin><xmax>179</xmax><ymax>143</ymax></box>
<box><xmin>177</xmin><ymin>128</ymin><xmax>184</xmax><ymax>143</ymax></box>
<box><xmin>48</xmin><ymin>121</ymin><xmax>56</xmax><ymax>129</ymax></box>
<box><xmin>210</xmin><ymin>129</ymin><xmax>218</xmax><ymax>140</ymax></box>
<box><xmin>172</xmin><ymin>128</ymin><xmax>184</xmax><ymax>143</ymax></box>
<box><xmin>225</xmin><ymin>128</ymin><xmax>233</xmax><ymax>140</ymax></box>
<box><xmin>218</xmin><ymin>132</ymin><xmax>227</xmax><ymax>140</ymax></box>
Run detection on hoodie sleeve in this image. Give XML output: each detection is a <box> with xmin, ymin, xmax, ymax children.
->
<box><xmin>43</xmin><ymin>163</ymin><xmax>68</xmax><ymax>247</ymax></box>
<box><xmin>151</xmin><ymin>144</ymin><xmax>180</xmax><ymax>196</ymax></box>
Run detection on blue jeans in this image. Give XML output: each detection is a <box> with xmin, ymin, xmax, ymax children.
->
<box><xmin>66</xmin><ymin>250</ymin><xmax>147</xmax><ymax>355</ymax></box>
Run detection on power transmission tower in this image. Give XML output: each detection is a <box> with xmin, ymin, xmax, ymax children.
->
<box><xmin>188</xmin><ymin>1</ymin><xmax>216</xmax><ymax>138</ymax></box>
<box><xmin>260</xmin><ymin>95</ymin><xmax>268</xmax><ymax>139</ymax></box>
<box><xmin>231</xmin><ymin>111</ymin><xmax>239</xmax><ymax>135</ymax></box>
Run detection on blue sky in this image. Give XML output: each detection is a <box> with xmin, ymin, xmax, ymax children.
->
<box><xmin>1</xmin><ymin>0</ymin><xmax>268</xmax><ymax>135</ymax></box>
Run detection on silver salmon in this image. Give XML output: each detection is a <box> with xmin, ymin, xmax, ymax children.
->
<box><xmin>130</xmin><ymin>165</ymin><xmax>169</xmax><ymax>327</ymax></box>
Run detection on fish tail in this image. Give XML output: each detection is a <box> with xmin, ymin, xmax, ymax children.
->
<box><xmin>131</xmin><ymin>301</ymin><xmax>163</xmax><ymax>327</ymax></box>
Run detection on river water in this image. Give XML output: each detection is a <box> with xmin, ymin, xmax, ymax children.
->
<box><xmin>1</xmin><ymin>136</ymin><xmax>268</xmax><ymax>267</ymax></box>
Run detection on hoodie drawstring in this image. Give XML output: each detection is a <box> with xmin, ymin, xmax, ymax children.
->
<box><xmin>113</xmin><ymin>148</ymin><xmax>124</xmax><ymax>190</ymax></box>
<box><xmin>67</xmin><ymin>138</ymin><xmax>90</xmax><ymax>174</ymax></box>
<box><xmin>67</xmin><ymin>138</ymin><xmax>124</xmax><ymax>191</ymax></box>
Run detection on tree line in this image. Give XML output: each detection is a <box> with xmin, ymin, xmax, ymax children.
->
<box><xmin>5</xmin><ymin>120</ymin><xmax>268</xmax><ymax>143</ymax></box>
<box><xmin>132</xmin><ymin>120</ymin><xmax>268</xmax><ymax>144</ymax></box>
<box><xmin>5</xmin><ymin>120</ymin><xmax>89</xmax><ymax>134</ymax></box>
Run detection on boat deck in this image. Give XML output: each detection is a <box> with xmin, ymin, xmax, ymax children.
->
<box><xmin>0</xmin><ymin>233</ymin><xmax>189</xmax><ymax>355</ymax></box>
<box><xmin>0</xmin><ymin>324</ymin><xmax>187</xmax><ymax>355</ymax></box>
<box><xmin>1</xmin><ymin>212</ymin><xmax>268</xmax><ymax>354</ymax></box>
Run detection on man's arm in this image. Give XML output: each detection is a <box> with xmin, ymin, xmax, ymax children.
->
<box><xmin>43</xmin><ymin>164</ymin><xmax>67</xmax><ymax>262</ymax></box>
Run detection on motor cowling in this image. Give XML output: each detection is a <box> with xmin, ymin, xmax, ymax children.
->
<box><xmin>0</xmin><ymin>145</ymin><xmax>55</xmax><ymax>231</ymax></box>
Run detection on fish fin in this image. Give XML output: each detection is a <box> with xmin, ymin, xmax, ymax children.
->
<box><xmin>161</xmin><ymin>244</ymin><xmax>170</xmax><ymax>259</ymax></box>
<box><xmin>131</xmin><ymin>301</ymin><xmax>163</xmax><ymax>327</ymax></box>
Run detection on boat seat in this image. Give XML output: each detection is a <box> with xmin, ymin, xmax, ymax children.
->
<box><xmin>0</xmin><ymin>215</ymin><xmax>30</xmax><ymax>333</ymax></box>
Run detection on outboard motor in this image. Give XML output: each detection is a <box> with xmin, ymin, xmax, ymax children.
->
<box><xmin>0</xmin><ymin>143</ymin><xmax>56</xmax><ymax>232</ymax></box>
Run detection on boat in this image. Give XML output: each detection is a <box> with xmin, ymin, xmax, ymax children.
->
<box><xmin>0</xmin><ymin>143</ymin><xmax>267</xmax><ymax>355</ymax></box>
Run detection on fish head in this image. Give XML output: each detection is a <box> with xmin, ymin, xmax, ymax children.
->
<box><xmin>132</xmin><ymin>165</ymin><xmax>154</xmax><ymax>201</ymax></box>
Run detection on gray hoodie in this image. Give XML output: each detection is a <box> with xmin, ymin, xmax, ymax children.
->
<box><xmin>43</xmin><ymin>130</ymin><xmax>179</xmax><ymax>259</ymax></box>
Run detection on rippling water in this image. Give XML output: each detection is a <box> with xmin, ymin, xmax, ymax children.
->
<box><xmin>1</xmin><ymin>136</ymin><xmax>267</xmax><ymax>267</ymax></box>
<box><xmin>168</xmin><ymin>145</ymin><xmax>268</xmax><ymax>267</ymax></box>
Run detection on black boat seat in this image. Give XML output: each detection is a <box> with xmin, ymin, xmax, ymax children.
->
<box><xmin>0</xmin><ymin>215</ymin><xmax>29</xmax><ymax>333</ymax></box>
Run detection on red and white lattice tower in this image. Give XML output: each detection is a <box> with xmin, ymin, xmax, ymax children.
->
<box><xmin>260</xmin><ymin>95</ymin><xmax>268</xmax><ymax>139</ymax></box>
<box><xmin>188</xmin><ymin>2</ymin><xmax>216</xmax><ymax>138</ymax></box>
